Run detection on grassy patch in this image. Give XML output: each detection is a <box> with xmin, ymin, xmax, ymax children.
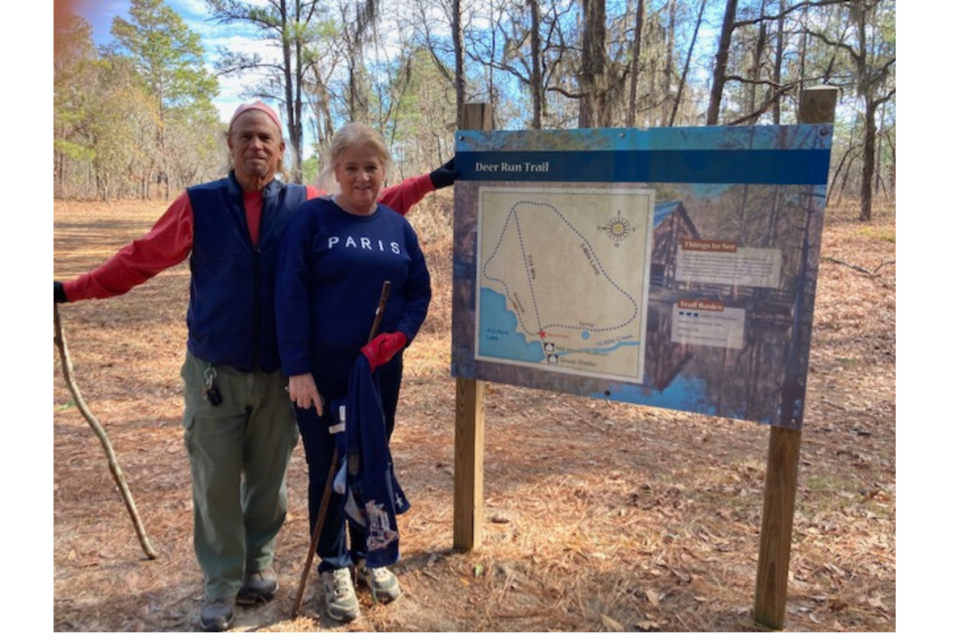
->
<box><xmin>803</xmin><ymin>473</ymin><xmax>854</xmax><ymax>494</ymax></box>
<box><xmin>858</xmin><ymin>226</ymin><xmax>895</xmax><ymax>243</ymax></box>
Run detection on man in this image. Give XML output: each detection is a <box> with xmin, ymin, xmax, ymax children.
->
<box><xmin>54</xmin><ymin>101</ymin><xmax>456</xmax><ymax>631</ymax></box>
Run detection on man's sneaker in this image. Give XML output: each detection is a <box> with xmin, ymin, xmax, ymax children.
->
<box><xmin>357</xmin><ymin>561</ymin><xmax>402</xmax><ymax>603</ymax></box>
<box><xmin>238</xmin><ymin>567</ymin><xmax>278</xmax><ymax>605</ymax></box>
<box><xmin>320</xmin><ymin>567</ymin><xmax>360</xmax><ymax>622</ymax></box>
<box><xmin>199</xmin><ymin>597</ymin><xmax>235</xmax><ymax>632</ymax></box>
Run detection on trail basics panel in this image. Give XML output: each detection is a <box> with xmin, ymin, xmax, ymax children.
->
<box><xmin>476</xmin><ymin>186</ymin><xmax>654</xmax><ymax>383</ymax></box>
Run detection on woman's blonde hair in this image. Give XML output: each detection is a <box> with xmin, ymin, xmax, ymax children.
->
<box><xmin>318</xmin><ymin>123</ymin><xmax>392</xmax><ymax>193</ymax></box>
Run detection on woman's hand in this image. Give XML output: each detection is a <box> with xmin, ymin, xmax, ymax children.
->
<box><xmin>287</xmin><ymin>373</ymin><xmax>323</xmax><ymax>417</ymax></box>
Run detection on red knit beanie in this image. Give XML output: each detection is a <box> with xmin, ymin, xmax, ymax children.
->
<box><xmin>229</xmin><ymin>101</ymin><xmax>283</xmax><ymax>132</ymax></box>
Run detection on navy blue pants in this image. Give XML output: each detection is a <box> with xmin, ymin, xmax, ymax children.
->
<box><xmin>294</xmin><ymin>357</ymin><xmax>402</xmax><ymax>572</ymax></box>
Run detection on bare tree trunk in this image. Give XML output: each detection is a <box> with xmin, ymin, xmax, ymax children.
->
<box><xmin>489</xmin><ymin>2</ymin><xmax>497</xmax><ymax>106</ymax></box>
<box><xmin>851</xmin><ymin>0</ymin><xmax>891</xmax><ymax>222</ymax></box>
<box><xmin>772</xmin><ymin>0</ymin><xmax>786</xmax><ymax>124</ymax></box>
<box><xmin>798</xmin><ymin>3</ymin><xmax>809</xmax><ymax>92</ymax></box>
<box><xmin>746</xmin><ymin>0</ymin><xmax>769</xmax><ymax>124</ymax></box>
<box><xmin>306</xmin><ymin>62</ymin><xmax>336</xmax><ymax>157</ymax></box>
<box><xmin>453</xmin><ymin>0</ymin><xmax>465</xmax><ymax>126</ymax></box>
<box><xmin>826</xmin><ymin>144</ymin><xmax>855</xmax><ymax>205</ymax></box>
<box><xmin>280</xmin><ymin>1</ymin><xmax>303</xmax><ymax>182</ymax></box>
<box><xmin>56</xmin><ymin>121</ymin><xmax>66</xmax><ymax>197</ymax></box>
<box><xmin>292</xmin><ymin>1</ymin><xmax>305</xmax><ymax>183</ymax></box>
<box><xmin>885</xmin><ymin>127</ymin><xmax>895</xmax><ymax>197</ymax></box>
<box><xmin>707</xmin><ymin>0</ymin><xmax>739</xmax><ymax>125</ymax></box>
<box><xmin>626</xmin><ymin>0</ymin><xmax>645</xmax><ymax>128</ymax></box>
<box><xmin>343</xmin><ymin>0</ymin><xmax>374</xmax><ymax>125</ymax></box>
<box><xmin>578</xmin><ymin>0</ymin><xmax>607</xmax><ymax>128</ymax></box>
<box><xmin>152</xmin><ymin>68</ymin><xmax>169</xmax><ymax>200</ymax></box>
<box><xmin>859</xmin><ymin>98</ymin><xmax>877</xmax><ymax>221</ymax></box>
<box><xmin>662</xmin><ymin>0</ymin><xmax>675</xmax><ymax>126</ymax></box>
<box><xmin>529</xmin><ymin>0</ymin><xmax>543</xmax><ymax>129</ymax></box>
<box><xmin>671</xmin><ymin>0</ymin><xmax>707</xmax><ymax>127</ymax></box>
<box><xmin>837</xmin><ymin>156</ymin><xmax>855</xmax><ymax>205</ymax></box>
<box><xmin>875</xmin><ymin>98</ymin><xmax>885</xmax><ymax>195</ymax></box>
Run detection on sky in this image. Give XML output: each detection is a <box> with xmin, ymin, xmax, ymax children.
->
<box><xmin>75</xmin><ymin>0</ymin><xmax>278</xmax><ymax>124</ymax></box>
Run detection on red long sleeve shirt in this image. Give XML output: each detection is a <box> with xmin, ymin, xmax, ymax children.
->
<box><xmin>63</xmin><ymin>175</ymin><xmax>435</xmax><ymax>302</ymax></box>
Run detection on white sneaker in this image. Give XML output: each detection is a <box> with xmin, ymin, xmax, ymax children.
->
<box><xmin>357</xmin><ymin>561</ymin><xmax>402</xmax><ymax>603</ymax></box>
<box><xmin>320</xmin><ymin>567</ymin><xmax>360</xmax><ymax>622</ymax></box>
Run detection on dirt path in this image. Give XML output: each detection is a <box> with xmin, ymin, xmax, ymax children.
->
<box><xmin>53</xmin><ymin>198</ymin><xmax>895</xmax><ymax>632</ymax></box>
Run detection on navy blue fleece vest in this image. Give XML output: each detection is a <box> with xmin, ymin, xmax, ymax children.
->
<box><xmin>186</xmin><ymin>174</ymin><xmax>308</xmax><ymax>372</ymax></box>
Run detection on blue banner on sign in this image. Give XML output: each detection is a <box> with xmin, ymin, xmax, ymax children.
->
<box><xmin>458</xmin><ymin>149</ymin><xmax>831</xmax><ymax>185</ymax></box>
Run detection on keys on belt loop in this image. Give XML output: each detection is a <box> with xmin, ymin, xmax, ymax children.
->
<box><xmin>203</xmin><ymin>364</ymin><xmax>223</xmax><ymax>406</ymax></box>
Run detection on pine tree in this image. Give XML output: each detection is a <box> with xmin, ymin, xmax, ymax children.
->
<box><xmin>111</xmin><ymin>0</ymin><xmax>219</xmax><ymax>199</ymax></box>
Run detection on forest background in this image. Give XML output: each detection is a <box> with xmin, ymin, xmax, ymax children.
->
<box><xmin>39</xmin><ymin>0</ymin><xmax>938</xmax><ymax>633</ymax></box>
<box><xmin>53</xmin><ymin>0</ymin><xmax>895</xmax><ymax>222</ymax></box>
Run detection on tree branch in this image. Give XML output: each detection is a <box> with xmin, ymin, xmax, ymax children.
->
<box><xmin>823</xmin><ymin>256</ymin><xmax>895</xmax><ymax>277</ymax></box>
<box><xmin>734</xmin><ymin>0</ymin><xmax>850</xmax><ymax>28</ymax></box>
<box><xmin>804</xmin><ymin>27</ymin><xmax>859</xmax><ymax>62</ymax></box>
<box><xmin>725</xmin><ymin>75</ymin><xmax>794</xmax><ymax>90</ymax></box>
<box><xmin>876</xmin><ymin>86</ymin><xmax>895</xmax><ymax>105</ymax></box>
<box><xmin>546</xmin><ymin>85</ymin><xmax>583</xmax><ymax>100</ymax></box>
<box><xmin>724</xmin><ymin>84</ymin><xmax>799</xmax><ymax>125</ymax></box>
<box><xmin>54</xmin><ymin>305</ymin><xmax>158</xmax><ymax>560</ymax></box>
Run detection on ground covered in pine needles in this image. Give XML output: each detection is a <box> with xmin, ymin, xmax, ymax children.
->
<box><xmin>52</xmin><ymin>194</ymin><xmax>895</xmax><ymax>632</ymax></box>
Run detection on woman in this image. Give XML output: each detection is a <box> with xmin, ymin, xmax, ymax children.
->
<box><xmin>275</xmin><ymin>123</ymin><xmax>431</xmax><ymax>623</ymax></box>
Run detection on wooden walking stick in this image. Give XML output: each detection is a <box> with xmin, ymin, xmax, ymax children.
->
<box><xmin>291</xmin><ymin>280</ymin><xmax>392</xmax><ymax>618</ymax></box>
<box><xmin>53</xmin><ymin>304</ymin><xmax>159</xmax><ymax>560</ymax></box>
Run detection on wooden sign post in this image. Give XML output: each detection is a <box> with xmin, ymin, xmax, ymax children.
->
<box><xmin>453</xmin><ymin>103</ymin><xmax>493</xmax><ymax>551</ymax></box>
<box><xmin>753</xmin><ymin>86</ymin><xmax>838</xmax><ymax>629</ymax></box>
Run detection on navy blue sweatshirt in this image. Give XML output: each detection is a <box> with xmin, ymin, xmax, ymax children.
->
<box><xmin>275</xmin><ymin>197</ymin><xmax>431</xmax><ymax>396</ymax></box>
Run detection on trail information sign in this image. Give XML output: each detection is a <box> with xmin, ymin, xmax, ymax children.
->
<box><xmin>451</xmin><ymin>126</ymin><xmax>833</xmax><ymax>429</ymax></box>
<box><xmin>476</xmin><ymin>185</ymin><xmax>654</xmax><ymax>384</ymax></box>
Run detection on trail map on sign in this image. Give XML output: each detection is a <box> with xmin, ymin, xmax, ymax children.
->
<box><xmin>476</xmin><ymin>186</ymin><xmax>654</xmax><ymax>383</ymax></box>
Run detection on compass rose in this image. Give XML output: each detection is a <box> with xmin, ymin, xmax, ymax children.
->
<box><xmin>599</xmin><ymin>213</ymin><xmax>636</xmax><ymax>247</ymax></box>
